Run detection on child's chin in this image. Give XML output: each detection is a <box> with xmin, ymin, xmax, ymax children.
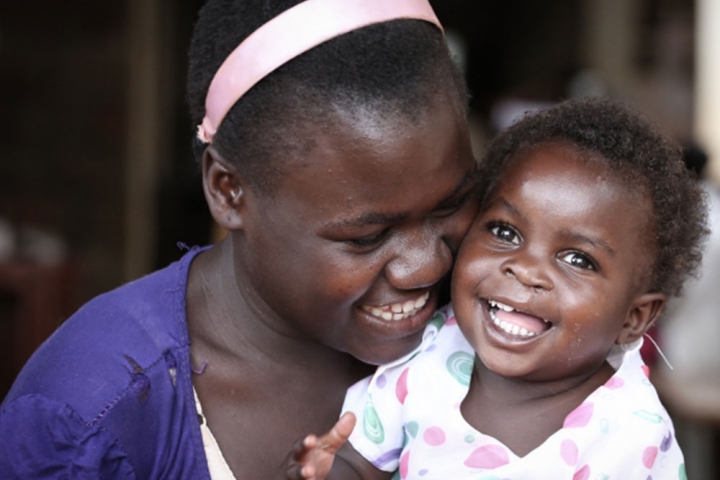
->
<box><xmin>479</xmin><ymin>349</ymin><xmax>523</xmax><ymax>373</ymax></box>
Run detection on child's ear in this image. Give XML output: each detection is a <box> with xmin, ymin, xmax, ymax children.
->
<box><xmin>202</xmin><ymin>146</ymin><xmax>246</xmax><ymax>231</ymax></box>
<box><xmin>616</xmin><ymin>292</ymin><xmax>667</xmax><ymax>345</ymax></box>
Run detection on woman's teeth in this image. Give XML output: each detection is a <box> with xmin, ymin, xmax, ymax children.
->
<box><xmin>362</xmin><ymin>292</ymin><xmax>430</xmax><ymax>321</ymax></box>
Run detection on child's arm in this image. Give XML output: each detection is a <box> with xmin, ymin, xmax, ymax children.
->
<box><xmin>286</xmin><ymin>412</ymin><xmax>391</xmax><ymax>480</ymax></box>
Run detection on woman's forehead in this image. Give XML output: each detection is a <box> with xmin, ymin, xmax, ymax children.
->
<box><xmin>296</xmin><ymin>106</ymin><xmax>465</xmax><ymax>166</ymax></box>
<box><xmin>265</xmin><ymin>103</ymin><xmax>474</xmax><ymax>217</ymax></box>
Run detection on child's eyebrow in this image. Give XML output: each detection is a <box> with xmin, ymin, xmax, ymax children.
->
<box><xmin>483</xmin><ymin>197</ymin><xmax>525</xmax><ymax>221</ymax></box>
<box><xmin>558</xmin><ymin>229</ymin><xmax>616</xmax><ymax>255</ymax></box>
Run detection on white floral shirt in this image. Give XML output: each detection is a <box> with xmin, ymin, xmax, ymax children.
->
<box><xmin>342</xmin><ymin>306</ymin><xmax>686</xmax><ymax>480</ymax></box>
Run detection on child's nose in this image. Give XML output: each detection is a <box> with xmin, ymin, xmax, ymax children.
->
<box><xmin>384</xmin><ymin>227</ymin><xmax>453</xmax><ymax>290</ymax></box>
<box><xmin>501</xmin><ymin>252</ymin><xmax>554</xmax><ymax>292</ymax></box>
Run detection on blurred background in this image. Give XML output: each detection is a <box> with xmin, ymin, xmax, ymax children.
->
<box><xmin>0</xmin><ymin>0</ymin><xmax>719</xmax><ymax>476</ymax></box>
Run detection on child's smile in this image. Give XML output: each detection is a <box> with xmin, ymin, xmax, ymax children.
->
<box><xmin>486</xmin><ymin>298</ymin><xmax>551</xmax><ymax>338</ymax></box>
<box><xmin>453</xmin><ymin>141</ymin><xmax>658</xmax><ymax>385</ymax></box>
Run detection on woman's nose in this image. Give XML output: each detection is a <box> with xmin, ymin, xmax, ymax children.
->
<box><xmin>385</xmin><ymin>228</ymin><xmax>453</xmax><ymax>290</ymax></box>
<box><xmin>501</xmin><ymin>251</ymin><xmax>554</xmax><ymax>292</ymax></box>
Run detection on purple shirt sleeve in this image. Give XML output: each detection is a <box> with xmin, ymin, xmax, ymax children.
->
<box><xmin>0</xmin><ymin>247</ymin><xmax>212</xmax><ymax>479</ymax></box>
<box><xmin>0</xmin><ymin>394</ymin><xmax>134</xmax><ymax>479</ymax></box>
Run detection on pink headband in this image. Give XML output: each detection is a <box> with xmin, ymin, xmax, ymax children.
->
<box><xmin>197</xmin><ymin>0</ymin><xmax>443</xmax><ymax>144</ymax></box>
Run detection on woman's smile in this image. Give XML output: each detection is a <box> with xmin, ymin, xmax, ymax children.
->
<box><xmin>360</xmin><ymin>291</ymin><xmax>430</xmax><ymax>322</ymax></box>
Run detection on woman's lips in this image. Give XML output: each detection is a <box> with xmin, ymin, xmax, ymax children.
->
<box><xmin>361</xmin><ymin>292</ymin><xmax>430</xmax><ymax>321</ymax></box>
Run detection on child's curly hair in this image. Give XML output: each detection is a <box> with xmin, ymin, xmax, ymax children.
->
<box><xmin>478</xmin><ymin>97</ymin><xmax>709</xmax><ymax>297</ymax></box>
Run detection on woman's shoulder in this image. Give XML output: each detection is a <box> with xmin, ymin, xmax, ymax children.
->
<box><xmin>0</xmin><ymin>394</ymin><xmax>137</xmax><ymax>478</ymax></box>
<box><xmin>3</xmin><ymin>247</ymin><xmax>206</xmax><ymax>423</ymax></box>
<box><xmin>70</xmin><ymin>246</ymin><xmax>204</xmax><ymax>350</ymax></box>
<box><xmin>0</xmin><ymin>247</ymin><xmax>211</xmax><ymax>478</ymax></box>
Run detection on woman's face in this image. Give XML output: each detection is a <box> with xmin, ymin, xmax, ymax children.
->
<box><xmin>235</xmin><ymin>98</ymin><xmax>478</xmax><ymax>364</ymax></box>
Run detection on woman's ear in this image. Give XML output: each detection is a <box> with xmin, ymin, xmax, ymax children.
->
<box><xmin>616</xmin><ymin>292</ymin><xmax>667</xmax><ymax>345</ymax></box>
<box><xmin>202</xmin><ymin>146</ymin><xmax>245</xmax><ymax>231</ymax></box>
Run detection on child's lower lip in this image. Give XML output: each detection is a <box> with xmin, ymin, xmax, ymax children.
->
<box><xmin>481</xmin><ymin>299</ymin><xmax>550</xmax><ymax>346</ymax></box>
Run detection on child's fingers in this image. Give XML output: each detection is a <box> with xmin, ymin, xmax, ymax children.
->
<box><xmin>304</xmin><ymin>434</ymin><xmax>319</xmax><ymax>452</ymax></box>
<box><xmin>316</xmin><ymin>412</ymin><xmax>356</xmax><ymax>454</ymax></box>
<box><xmin>301</xmin><ymin>463</ymin><xmax>316</xmax><ymax>479</ymax></box>
<box><xmin>285</xmin><ymin>415</ymin><xmax>356</xmax><ymax>479</ymax></box>
<box><xmin>289</xmin><ymin>434</ymin><xmax>318</xmax><ymax>462</ymax></box>
<box><xmin>286</xmin><ymin>463</ymin><xmax>314</xmax><ymax>480</ymax></box>
<box><xmin>286</xmin><ymin>436</ymin><xmax>318</xmax><ymax>479</ymax></box>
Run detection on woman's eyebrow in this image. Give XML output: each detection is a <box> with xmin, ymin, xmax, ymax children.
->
<box><xmin>324</xmin><ymin>168</ymin><xmax>479</xmax><ymax>230</ymax></box>
<box><xmin>444</xmin><ymin>166</ymin><xmax>481</xmax><ymax>199</ymax></box>
<box><xmin>324</xmin><ymin>212</ymin><xmax>407</xmax><ymax>229</ymax></box>
<box><xmin>427</xmin><ymin>168</ymin><xmax>480</xmax><ymax>212</ymax></box>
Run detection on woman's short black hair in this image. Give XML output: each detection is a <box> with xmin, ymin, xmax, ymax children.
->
<box><xmin>478</xmin><ymin>97</ymin><xmax>708</xmax><ymax>297</ymax></box>
<box><xmin>187</xmin><ymin>0</ymin><xmax>468</xmax><ymax>193</ymax></box>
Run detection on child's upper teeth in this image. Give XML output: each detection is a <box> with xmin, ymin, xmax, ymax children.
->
<box><xmin>489</xmin><ymin>299</ymin><xmax>514</xmax><ymax>312</ymax></box>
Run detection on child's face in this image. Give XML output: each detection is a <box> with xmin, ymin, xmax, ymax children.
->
<box><xmin>237</xmin><ymin>98</ymin><xmax>478</xmax><ymax>365</ymax></box>
<box><xmin>452</xmin><ymin>142</ymin><xmax>657</xmax><ymax>382</ymax></box>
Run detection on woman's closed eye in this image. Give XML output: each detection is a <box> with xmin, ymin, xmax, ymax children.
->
<box><xmin>488</xmin><ymin>222</ymin><xmax>521</xmax><ymax>245</ymax></box>
<box><xmin>559</xmin><ymin>251</ymin><xmax>598</xmax><ymax>271</ymax></box>
<box><xmin>346</xmin><ymin>228</ymin><xmax>390</xmax><ymax>248</ymax></box>
<box><xmin>432</xmin><ymin>189</ymin><xmax>475</xmax><ymax>218</ymax></box>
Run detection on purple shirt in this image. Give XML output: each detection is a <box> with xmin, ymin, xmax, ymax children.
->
<box><xmin>0</xmin><ymin>247</ymin><xmax>212</xmax><ymax>479</ymax></box>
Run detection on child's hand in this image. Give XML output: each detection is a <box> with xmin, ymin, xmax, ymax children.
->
<box><xmin>286</xmin><ymin>412</ymin><xmax>356</xmax><ymax>480</ymax></box>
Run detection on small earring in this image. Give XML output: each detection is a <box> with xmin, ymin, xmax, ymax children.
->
<box><xmin>231</xmin><ymin>188</ymin><xmax>241</xmax><ymax>200</ymax></box>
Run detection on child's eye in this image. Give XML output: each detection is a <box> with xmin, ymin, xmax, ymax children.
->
<box><xmin>488</xmin><ymin>222</ymin><xmax>521</xmax><ymax>245</ymax></box>
<box><xmin>559</xmin><ymin>251</ymin><xmax>597</xmax><ymax>271</ymax></box>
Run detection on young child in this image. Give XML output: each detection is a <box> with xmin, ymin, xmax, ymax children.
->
<box><xmin>0</xmin><ymin>1</ymin><xmax>480</xmax><ymax>478</ymax></box>
<box><xmin>288</xmin><ymin>98</ymin><xmax>707</xmax><ymax>480</ymax></box>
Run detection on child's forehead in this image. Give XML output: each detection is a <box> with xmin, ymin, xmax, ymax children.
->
<box><xmin>494</xmin><ymin>142</ymin><xmax>653</xmax><ymax>232</ymax></box>
<box><xmin>486</xmin><ymin>141</ymin><xmax>657</xmax><ymax>265</ymax></box>
<box><xmin>503</xmin><ymin>141</ymin><xmax>647</xmax><ymax>196</ymax></box>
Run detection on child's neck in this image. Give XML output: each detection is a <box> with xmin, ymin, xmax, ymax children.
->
<box><xmin>460</xmin><ymin>357</ymin><xmax>615</xmax><ymax>458</ymax></box>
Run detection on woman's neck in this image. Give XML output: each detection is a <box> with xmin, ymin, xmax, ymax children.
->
<box><xmin>186</xmin><ymin>241</ymin><xmax>372</xmax><ymax>479</ymax></box>
<box><xmin>186</xmin><ymin>239</ymin><xmax>364</xmax><ymax>375</ymax></box>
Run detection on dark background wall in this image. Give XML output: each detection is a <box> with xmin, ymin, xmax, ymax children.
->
<box><xmin>0</xmin><ymin>0</ymin><xmax>697</xmax><ymax>401</ymax></box>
